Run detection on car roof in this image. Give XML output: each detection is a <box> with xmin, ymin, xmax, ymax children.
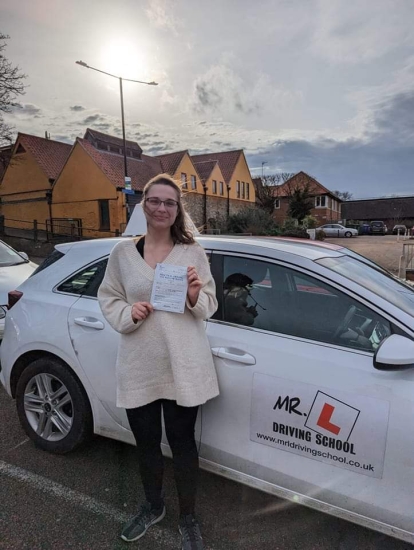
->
<box><xmin>55</xmin><ymin>235</ymin><xmax>344</xmax><ymax>262</ymax></box>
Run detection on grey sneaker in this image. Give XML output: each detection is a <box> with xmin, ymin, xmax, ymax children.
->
<box><xmin>179</xmin><ymin>514</ymin><xmax>204</xmax><ymax>550</ymax></box>
<box><xmin>121</xmin><ymin>501</ymin><xmax>166</xmax><ymax>542</ymax></box>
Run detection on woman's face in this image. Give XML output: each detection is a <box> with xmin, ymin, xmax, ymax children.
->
<box><xmin>143</xmin><ymin>183</ymin><xmax>179</xmax><ymax>231</ymax></box>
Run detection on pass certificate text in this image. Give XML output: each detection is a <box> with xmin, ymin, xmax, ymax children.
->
<box><xmin>150</xmin><ymin>263</ymin><xmax>188</xmax><ymax>314</ymax></box>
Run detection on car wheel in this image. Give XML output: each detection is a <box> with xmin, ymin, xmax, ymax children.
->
<box><xmin>16</xmin><ymin>357</ymin><xmax>93</xmax><ymax>454</ymax></box>
<box><xmin>345</xmin><ymin>231</ymin><xmax>352</xmax><ymax>238</ymax></box>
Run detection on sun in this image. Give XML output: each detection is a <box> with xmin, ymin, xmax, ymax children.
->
<box><xmin>100</xmin><ymin>38</ymin><xmax>149</xmax><ymax>81</ymax></box>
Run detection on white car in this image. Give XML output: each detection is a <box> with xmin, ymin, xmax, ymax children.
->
<box><xmin>0</xmin><ymin>240</ymin><xmax>37</xmax><ymax>338</ymax></box>
<box><xmin>1</xmin><ymin>236</ymin><xmax>414</xmax><ymax>544</ymax></box>
<box><xmin>316</xmin><ymin>224</ymin><xmax>358</xmax><ymax>238</ymax></box>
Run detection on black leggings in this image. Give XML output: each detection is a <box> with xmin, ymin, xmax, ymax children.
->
<box><xmin>126</xmin><ymin>400</ymin><xmax>199</xmax><ymax>516</ymax></box>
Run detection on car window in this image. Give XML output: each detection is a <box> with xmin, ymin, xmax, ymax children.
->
<box><xmin>30</xmin><ymin>249</ymin><xmax>64</xmax><ymax>277</ymax></box>
<box><xmin>57</xmin><ymin>258</ymin><xmax>108</xmax><ymax>297</ymax></box>
<box><xmin>219</xmin><ymin>255</ymin><xmax>392</xmax><ymax>352</ymax></box>
<box><xmin>0</xmin><ymin>240</ymin><xmax>27</xmax><ymax>266</ymax></box>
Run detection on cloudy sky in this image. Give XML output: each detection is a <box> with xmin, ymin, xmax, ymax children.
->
<box><xmin>2</xmin><ymin>0</ymin><xmax>414</xmax><ymax>197</ymax></box>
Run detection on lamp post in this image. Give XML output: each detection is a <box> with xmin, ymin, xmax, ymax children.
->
<box><xmin>75</xmin><ymin>60</ymin><xmax>158</xmax><ymax>184</ymax></box>
<box><xmin>261</xmin><ymin>161</ymin><xmax>267</xmax><ymax>179</ymax></box>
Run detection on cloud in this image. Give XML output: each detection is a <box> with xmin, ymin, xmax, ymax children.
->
<box><xmin>192</xmin><ymin>65</ymin><xmax>302</xmax><ymax>121</ymax></box>
<box><xmin>145</xmin><ymin>0</ymin><xmax>182</xmax><ymax>34</ymax></box>
<box><xmin>70</xmin><ymin>105</ymin><xmax>85</xmax><ymax>112</ymax></box>
<box><xmin>83</xmin><ymin>114</ymin><xmax>104</xmax><ymax>124</ymax></box>
<box><xmin>11</xmin><ymin>103</ymin><xmax>42</xmax><ymax>115</ymax></box>
<box><xmin>311</xmin><ymin>0</ymin><xmax>414</xmax><ymax>63</ymax></box>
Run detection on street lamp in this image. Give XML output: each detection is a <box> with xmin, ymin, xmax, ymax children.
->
<box><xmin>261</xmin><ymin>161</ymin><xmax>267</xmax><ymax>179</ymax></box>
<box><xmin>75</xmin><ymin>60</ymin><xmax>158</xmax><ymax>185</ymax></box>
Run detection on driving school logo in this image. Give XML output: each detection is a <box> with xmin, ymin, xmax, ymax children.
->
<box><xmin>273</xmin><ymin>391</ymin><xmax>360</xmax><ymax>441</ymax></box>
<box><xmin>250</xmin><ymin>373</ymin><xmax>389</xmax><ymax>479</ymax></box>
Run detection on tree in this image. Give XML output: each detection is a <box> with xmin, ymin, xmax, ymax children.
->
<box><xmin>333</xmin><ymin>190</ymin><xmax>353</xmax><ymax>201</ymax></box>
<box><xmin>0</xmin><ymin>33</ymin><xmax>26</xmax><ymax>167</ymax></box>
<box><xmin>254</xmin><ymin>173</ymin><xmax>294</xmax><ymax>214</ymax></box>
<box><xmin>287</xmin><ymin>182</ymin><xmax>314</xmax><ymax>222</ymax></box>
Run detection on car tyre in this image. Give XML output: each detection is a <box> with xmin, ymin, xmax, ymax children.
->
<box><xmin>345</xmin><ymin>231</ymin><xmax>352</xmax><ymax>238</ymax></box>
<box><xmin>16</xmin><ymin>357</ymin><xmax>93</xmax><ymax>454</ymax></box>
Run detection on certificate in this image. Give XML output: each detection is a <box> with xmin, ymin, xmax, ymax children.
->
<box><xmin>150</xmin><ymin>263</ymin><xmax>188</xmax><ymax>314</ymax></box>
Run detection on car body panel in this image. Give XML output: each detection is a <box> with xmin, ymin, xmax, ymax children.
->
<box><xmin>316</xmin><ymin>224</ymin><xmax>358</xmax><ymax>238</ymax></box>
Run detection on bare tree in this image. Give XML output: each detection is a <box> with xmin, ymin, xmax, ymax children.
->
<box><xmin>254</xmin><ymin>173</ymin><xmax>294</xmax><ymax>214</ymax></box>
<box><xmin>0</xmin><ymin>33</ymin><xmax>26</xmax><ymax>167</ymax></box>
<box><xmin>333</xmin><ymin>190</ymin><xmax>353</xmax><ymax>201</ymax></box>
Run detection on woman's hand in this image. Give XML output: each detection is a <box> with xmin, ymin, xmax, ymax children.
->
<box><xmin>131</xmin><ymin>302</ymin><xmax>153</xmax><ymax>323</ymax></box>
<box><xmin>187</xmin><ymin>266</ymin><xmax>202</xmax><ymax>308</ymax></box>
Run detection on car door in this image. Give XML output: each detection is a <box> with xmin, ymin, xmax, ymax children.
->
<box><xmin>202</xmin><ymin>252</ymin><xmax>414</xmax><ymax>535</ymax></box>
<box><xmin>322</xmin><ymin>224</ymin><xmax>333</xmax><ymax>237</ymax></box>
<box><xmin>61</xmin><ymin>258</ymin><xmax>128</xmax><ymax>428</ymax></box>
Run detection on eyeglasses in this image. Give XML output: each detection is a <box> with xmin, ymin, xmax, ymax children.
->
<box><xmin>145</xmin><ymin>197</ymin><xmax>179</xmax><ymax>209</ymax></box>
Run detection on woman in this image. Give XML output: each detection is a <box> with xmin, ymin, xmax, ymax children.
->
<box><xmin>98</xmin><ymin>174</ymin><xmax>219</xmax><ymax>550</ymax></box>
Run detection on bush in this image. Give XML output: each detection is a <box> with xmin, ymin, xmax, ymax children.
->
<box><xmin>283</xmin><ymin>217</ymin><xmax>298</xmax><ymax>230</ymax></box>
<box><xmin>281</xmin><ymin>228</ymin><xmax>310</xmax><ymax>239</ymax></box>
<box><xmin>302</xmin><ymin>215</ymin><xmax>318</xmax><ymax>229</ymax></box>
<box><xmin>315</xmin><ymin>229</ymin><xmax>326</xmax><ymax>240</ymax></box>
<box><xmin>226</xmin><ymin>207</ymin><xmax>276</xmax><ymax>235</ymax></box>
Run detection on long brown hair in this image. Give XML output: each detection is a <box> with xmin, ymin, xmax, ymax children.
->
<box><xmin>142</xmin><ymin>174</ymin><xmax>195</xmax><ymax>245</ymax></box>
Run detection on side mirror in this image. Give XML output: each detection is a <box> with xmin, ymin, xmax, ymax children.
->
<box><xmin>19</xmin><ymin>252</ymin><xmax>29</xmax><ymax>261</ymax></box>
<box><xmin>374</xmin><ymin>334</ymin><xmax>414</xmax><ymax>370</ymax></box>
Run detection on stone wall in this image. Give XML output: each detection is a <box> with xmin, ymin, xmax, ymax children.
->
<box><xmin>183</xmin><ymin>193</ymin><xmax>253</xmax><ymax>231</ymax></box>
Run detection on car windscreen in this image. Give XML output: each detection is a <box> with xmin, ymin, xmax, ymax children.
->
<box><xmin>0</xmin><ymin>241</ymin><xmax>27</xmax><ymax>266</ymax></box>
<box><xmin>316</xmin><ymin>255</ymin><xmax>414</xmax><ymax>317</ymax></box>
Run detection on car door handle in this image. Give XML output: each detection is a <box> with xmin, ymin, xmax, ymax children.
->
<box><xmin>74</xmin><ymin>317</ymin><xmax>105</xmax><ymax>330</ymax></box>
<box><xmin>211</xmin><ymin>347</ymin><xmax>256</xmax><ymax>365</ymax></box>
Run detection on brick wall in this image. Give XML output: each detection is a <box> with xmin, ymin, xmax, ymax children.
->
<box><xmin>183</xmin><ymin>193</ymin><xmax>251</xmax><ymax>230</ymax></box>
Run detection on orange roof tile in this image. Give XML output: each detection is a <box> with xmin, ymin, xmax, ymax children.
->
<box><xmin>191</xmin><ymin>150</ymin><xmax>242</xmax><ymax>184</ymax></box>
<box><xmin>276</xmin><ymin>171</ymin><xmax>339</xmax><ymax>198</ymax></box>
<box><xmin>192</xmin><ymin>160</ymin><xmax>218</xmax><ymax>184</ymax></box>
<box><xmin>84</xmin><ymin>128</ymin><xmax>142</xmax><ymax>152</ymax></box>
<box><xmin>18</xmin><ymin>133</ymin><xmax>72</xmax><ymax>181</ymax></box>
<box><xmin>77</xmin><ymin>139</ymin><xmax>162</xmax><ymax>191</ymax></box>
<box><xmin>155</xmin><ymin>150</ymin><xmax>187</xmax><ymax>176</ymax></box>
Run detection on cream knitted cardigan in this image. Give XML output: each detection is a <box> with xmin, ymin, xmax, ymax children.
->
<box><xmin>98</xmin><ymin>238</ymin><xmax>220</xmax><ymax>408</ymax></box>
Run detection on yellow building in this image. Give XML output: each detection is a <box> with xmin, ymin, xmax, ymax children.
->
<box><xmin>0</xmin><ymin>133</ymin><xmax>71</xmax><ymax>232</ymax></box>
<box><xmin>1</xmin><ymin>129</ymin><xmax>257</xmax><ymax>238</ymax></box>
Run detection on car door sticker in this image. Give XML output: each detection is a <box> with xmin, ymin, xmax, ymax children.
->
<box><xmin>250</xmin><ymin>373</ymin><xmax>389</xmax><ymax>479</ymax></box>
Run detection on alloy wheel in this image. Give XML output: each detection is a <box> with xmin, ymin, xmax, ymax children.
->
<box><xmin>23</xmin><ymin>373</ymin><xmax>73</xmax><ymax>441</ymax></box>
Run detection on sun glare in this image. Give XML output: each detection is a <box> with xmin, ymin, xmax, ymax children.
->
<box><xmin>100</xmin><ymin>38</ymin><xmax>149</xmax><ymax>81</ymax></box>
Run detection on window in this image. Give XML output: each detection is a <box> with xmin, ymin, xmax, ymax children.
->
<box><xmin>30</xmin><ymin>249</ymin><xmax>65</xmax><ymax>277</ymax></box>
<box><xmin>181</xmin><ymin>173</ymin><xmax>187</xmax><ymax>189</ymax></box>
<box><xmin>218</xmin><ymin>255</ymin><xmax>392</xmax><ymax>352</ymax></box>
<box><xmin>57</xmin><ymin>259</ymin><xmax>108</xmax><ymax>298</ymax></box>
<box><xmin>236</xmin><ymin>181</ymin><xmax>240</xmax><ymax>198</ymax></box>
<box><xmin>246</xmin><ymin>182</ymin><xmax>250</xmax><ymax>200</ymax></box>
<box><xmin>212</xmin><ymin>180</ymin><xmax>217</xmax><ymax>194</ymax></box>
<box><xmin>219</xmin><ymin>181</ymin><xmax>224</xmax><ymax>195</ymax></box>
<box><xmin>274</xmin><ymin>198</ymin><xmax>280</xmax><ymax>209</ymax></box>
<box><xmin>191</xmin><ymin>175</ymin><xmax>197</xmax><ymax>190</ymax></box>
<box><xmin>315</xmin><ymin>196</ymin><xmax>327</xmax><ymax>208</ymax></box>
<box><xmin>99</xmin><ymin>200</ymin><xmax>110</xmax><ymax>231</ymax></box>
<box><xmin>242</xmin><ymin>182</ymin><xmax>245</xmax><ymax>199</ymax></box>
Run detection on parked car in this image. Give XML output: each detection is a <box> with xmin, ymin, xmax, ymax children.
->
<box><xmin>2</xmin><ymin>236</ymin><xmax>414</xmax><ymax>544</ymax></box>
<box><xmin>315</xmin><ymin>224</ymin><xmax>358</xmax><ymax>238</ymax></box>
<box><xmin>0</xmin><ymin>240</ymin><xmax>37</xmax><ymax>338</ymax></box>
<box><xmin>370</xmin><ymin>221</ymin><xmax>387</xmax><ymax>235</ymax></box>
<box><xmin>392</xmin><ymin>224</ymin><xmax>407</xmax><ymax>235</ymax></box>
